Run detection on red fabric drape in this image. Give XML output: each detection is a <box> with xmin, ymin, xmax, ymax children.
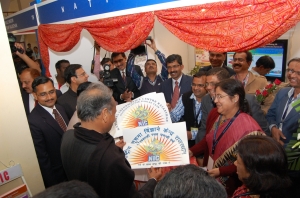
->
<box><xmin>38</xmin><ymin>12</ymin><xmax>154</xmax><ymax>76</ymax></box>
<box><xmin>155</xmin><ymin>0</ymin><xmax>300</xmax><ymax>52</ymax></box>
<box><xmin>39</xmin><ymin>0</ymin><xmax>300</xmax><ymax>77</ymax></box>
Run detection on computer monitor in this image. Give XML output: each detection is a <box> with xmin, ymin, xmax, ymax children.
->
<box><xmin>227</xmin><ymin>40</ymin><xmax>288</xmax><ymax>81</ymax></box>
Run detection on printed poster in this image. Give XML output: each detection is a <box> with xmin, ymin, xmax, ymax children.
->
<box><xmin>111</xmin><ymin>92</ymin><xmax>171</xmax><ymax>138</ymax></box>
<box><xmin>123</xmin><ymin>122</ymin><xmax>189</xmax><ymax>169</ymax></box>
<box><xmin>195</xmin><ymin>48</ymin><xmax>210</xmax><ymax>67</ymax></box>
<box><xmin>134</xmin><ymin>54</ymin><xmax>147</xmax><ymax>75</ymax></box>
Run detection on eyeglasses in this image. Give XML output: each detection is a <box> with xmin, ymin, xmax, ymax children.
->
<box><xmin>233</xmin><ymin>58</ymin><xmax>246</xmax><ymax>63</ymax></box>
<box><xmin>214</xmin><ymin>94</ymin><xmax>229</xmax><ymax>100</ymax></box>
<box><xmin>205</xmin><ymin>82</ymin><xmax>217</xmax><ymax>87</ymax></box>
<box><xmin>191</xmin><ymin>83</ymin><xmax>205</xmax><ymax>88</ymax></box>
<box><xmin>287</xmin><ymin>68</ymin><xmax>300</xmax><ymax>76</ymax></box>
<box><xmin>167</xmin><ymin>64</ymin><xmax>181</xmax><ymax>70</ymax></box>
<box><xmin>77</xmin><ymin>71</ymin><xmax>87</xmax><ymax>77</ymax></box>
<box><xmin>37</xmin><ymin>90</ymin><xmax>55</xmax><ymax>97</ymax></box>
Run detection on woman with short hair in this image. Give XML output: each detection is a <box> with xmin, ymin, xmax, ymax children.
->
<box><xmin>233</xmin><ymin>135</ymin><xmax>291</xmax><ymax>198</ymax></box>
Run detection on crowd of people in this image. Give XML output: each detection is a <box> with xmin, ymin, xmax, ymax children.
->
<box><xmin>12</xmin><ymin>39</ymin><xmax>300</xmax><ymax>198</ymax></box>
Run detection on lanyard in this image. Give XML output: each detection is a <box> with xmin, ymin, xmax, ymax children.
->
<box><xmin>193</xmin><ymin>100</ymin><xmax>201</xmax><ymax>127</ymax></box>
<box><xmin>281</xmin><ymin>93</ymin><xmax>295</xmax><ymax>121</ymax></box>
<box><xmin>212</xmin><ymin>110</ymin><xmax>240</xmax><ymax>155</ymax></box>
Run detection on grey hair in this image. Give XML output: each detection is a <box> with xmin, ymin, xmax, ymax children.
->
<box><xmin>154</xmin><ymin>164</ymin><xmax>227</xmax><ymax>198</ymax></box>
<box><xmin>77</xmin><ymin>83</ymin><xmax>113</xmax><ymax>122</ymax></box>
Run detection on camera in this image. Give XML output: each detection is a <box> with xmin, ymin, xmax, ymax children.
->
<box><xmin>8</xmin><ymin>33</ymin><xmax>24</xmax><ymax>54</ymax></box>
<box><xmin>130</xmin><ymin>36</ymin><xmax>152</xmax><ymax>55</ymax></box>
<box><xmin>99</xmin><ymin>63</ymin><xmax>118</xmax><ymax>88</ymax></box>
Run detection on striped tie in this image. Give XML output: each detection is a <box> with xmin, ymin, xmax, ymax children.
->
<box><xmin>53</xmin><ymin>109</ymin><xmax>67</xmax><ymax>132</ymax></box>
<box><xmin>171</xmin><ymin>81</ymin><xmax>180</xmax><ymax>109</ymax></box>
<box><xmin>122</xmin><ymin>71</ymin><xmax>126</xmax><ymax>81</ymax></box>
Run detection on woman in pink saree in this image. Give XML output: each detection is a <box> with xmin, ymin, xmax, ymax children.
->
<box><xmin>189</xmin><ymin>79</ymin><xmax>265</xmax><ymax>196</ymax></box>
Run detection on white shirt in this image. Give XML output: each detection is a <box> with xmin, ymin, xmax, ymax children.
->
<box><xmin>29</xmin><ymin>93</ymin><xmax>35</xmax><ymax>113</ymax></box>
<box><xmin>52</xmin><ymin>75</ymin><xmax>69</xmax><ymax>94</ymax></box>
<box><xmin>282</xmin><ymin>88</ymin><xmax>300</xmax><ymax>119</ymax></box>
<box><xmin>40</xmin><ymin>105</ymin><xmax>67</xmax><ymax>126</ymax></box>
<box><xmin>172</xmin><ymin>75</ymin><xmax>183</xmax><ymax>91</ymax></box>
<box><xmin>40</xmin><ymin>104</ymin><xmax>57</xmax><ymax>119</ymax></box>
<box><xmin>269</xmin><ymin>88</ymin><xmax>300</xmax><ymax>130</ymax></box>
<box><xmin>119</xmin><ymin>69</ymin><xmax>126</xmax><ymax>77</ymax></box>
<box><xmin>32</xmin><ymin>52</ymin><xmax>40</xmax><ymax>60</ymax></box>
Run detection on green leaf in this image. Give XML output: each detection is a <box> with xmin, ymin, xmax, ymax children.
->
<box><xmin>292</xmin><ymin>100</ymin><xmax>300</xmax><ymax>108</ymax></box>
<box><xmin>295</xmin><ymin>106</ymin><xmax>300</xmax><ymax>112</ymax></box>
<box><xmin>286</xmin><ymin>152</ymin><xmax>300</xmax><ymax>157</ymax></box>
<box><xmin>288</xmin><ymin>157</ymin><xmax>300</xmax><ymax>161</ymax></box>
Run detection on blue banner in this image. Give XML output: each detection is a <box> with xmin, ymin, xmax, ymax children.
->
<box><xmin>5</xmin><ymin>8</ymin><xmax>37</xmax><ymax>32</ymax></box>
<box><xmin>38</xmin><ymin>0</ymin><xmax>178</xmax><ymax>24</ymax></box>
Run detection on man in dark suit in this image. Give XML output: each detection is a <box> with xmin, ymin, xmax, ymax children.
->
<box><xmin>199</xmin><ymin>51</ymin><xmax>235</xmax><ymax>76</ymax></box>
<box><xmin>160</xmin><ymin>54</ymin><xmax>193</xmax><ymax>109</ymax></box>
<box><xmin>266</xmin><ymin>58</ymin><xmax>300</xmax><ymax>145</ymax></box>
<box><xmin>57</xmin><ymin>64</ymin><xmax>89</xmax><ymax>119</ymax></box>
<box><xmin>110</xmin><ymin>52</ymin><xmax>140</xmax><ymax>104</ymax></box>
<box><xmin>266</xmin><ymin>57</ymin><xmax>300</xmax><ymax>198</ymax></box>
<box><xmin>28</xmin><ymin>76</ymin><xmax>69</xmax><ymax>188</ymax></box>
<box><xmin>19</xmin><ymin>68</ymin><xmax>62</xmax><ymax>116</ymax></box>
<box><xmin>19</xmin><ymin>68</ymin><xmax>41</xmax><ymax>115</ymax></box>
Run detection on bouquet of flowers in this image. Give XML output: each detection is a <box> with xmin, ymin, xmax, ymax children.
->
<box><xmin>255</xmin><ymin>79</ymin><xmax>281</xmax><ymax>105</ymax></box>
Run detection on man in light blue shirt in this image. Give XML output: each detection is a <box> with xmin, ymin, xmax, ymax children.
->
<box><xmin>169</xmin><ymin>71</ymin><xmax>207</xmax><ymax>148</ymax></box>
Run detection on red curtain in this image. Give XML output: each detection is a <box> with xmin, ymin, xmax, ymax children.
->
<box><xmin>155</xmin><ymin>0</ymin><xmax>300</xmax><ymax>52</ymax></box>
<box><xmin>38</xmin><ymin>12</ymin><xmax>154</xmax><ymax>76</ymax></box>
<box><xmin>39</xmin><ymin>0</ymin><xmax>300</xmax><ymax>76</ymax></box>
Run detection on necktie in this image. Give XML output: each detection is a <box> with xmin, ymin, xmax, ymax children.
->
<box><xmin>53</xmin><ymin>109</ymin><xmax>67</xmax><ymax>132</ymax></box>
<box><xmin>122</xmin><ymin>71</ymin><xmax>126</xmax><ymax>82</ymax></box>
<box><xmin>171</xmin><ymin>81</ymin><xmax>179</xmax><ymax>109</ymax></box>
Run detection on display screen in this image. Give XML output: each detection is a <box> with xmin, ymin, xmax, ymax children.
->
<box><xmin>227</xmin><ymin>40</ymin><xmax>288</xmax><ymax>81</ymax></box>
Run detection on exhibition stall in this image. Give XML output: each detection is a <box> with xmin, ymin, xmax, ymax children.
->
<box><xmin>2</xmin><ymin>0</ymin><xmax>300</xmax><ymax>195</ymax></box>
<box><xmin>5</xmin><ymin>0</ymin><xmax>300</xmax><ymax>77</ymax></box>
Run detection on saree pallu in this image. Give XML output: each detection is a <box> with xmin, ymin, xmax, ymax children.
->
<box><xmin>205</xmin><ymin>109</ymin><xmax>265</xmax><ymax>190</ymax></box>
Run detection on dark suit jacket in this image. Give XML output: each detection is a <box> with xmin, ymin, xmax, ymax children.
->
<box><xmin>110</xmin><ymin>67</ymin><xmax>140</xmax><ymax>104</ymax></box>
<box><xmin>160</xmin><ymin>74</ymin><xmax>193</xmax><ymax>103</ymax></box>
<box><xmin>266</xmin><ymin>88</ymin><xmax>300</xmax><ymax>145</ymax></box>
<box><xmin>21</xmin><ymin>89</ymin><xmax>62</xmax><ymax>116</ymax></box>
<box><xmin>196</xmin><ymin>93</ymin><xmax>270</xmax><ymax>143</ymax></box>
<box><xmin>199</xmin><ymin>64</ymin><xmax>235</xmax><ymax>76</ymax></box>
<box><xmin>28</xmin><ymin>104</ymin><xmax>69</xmax><ymax>188</ymax></box>
<box><xmin>57</xmin><ymin>88</ymin><xmax>76</xmax><ymax>120</ymax></box>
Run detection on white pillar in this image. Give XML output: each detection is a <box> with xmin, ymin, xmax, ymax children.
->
<box><xmin>0</xmin><ymin>4</ymin><xmax>45</xmax><ymax>196</ymax></box>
